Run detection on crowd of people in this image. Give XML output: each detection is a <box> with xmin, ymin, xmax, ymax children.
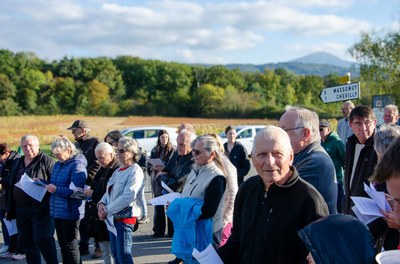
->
<box><xmin>0</xmin><ymin>102</ymin><xmax>399</xmax><ymax>264</ymax></box>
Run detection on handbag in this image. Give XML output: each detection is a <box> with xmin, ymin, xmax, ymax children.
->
<box><xmin>113</xmin><ymin>206</ymin><xmax>133</xmax><ymax>219</ymax></box>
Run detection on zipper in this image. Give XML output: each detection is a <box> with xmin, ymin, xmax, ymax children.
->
<box><xmin>189</xmin><ymin>184</ymin><xmax>198</xmax><ymax>196</ymax></box>
<box><xmin>264</xmin><ymin>187</ymin><xmax>269</xmax><ymax>199</ymax></box>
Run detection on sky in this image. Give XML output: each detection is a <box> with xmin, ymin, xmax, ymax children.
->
<box><xmin>1</xmin><ymin>0</ymin><xmax>399</xmax><ymax>64</ymax></box>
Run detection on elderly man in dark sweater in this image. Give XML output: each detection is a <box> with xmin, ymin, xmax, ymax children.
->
<box><xmin>218</xmin><ymin>126</ymin><xmax>328</xmax><ymax>264</ymax></box>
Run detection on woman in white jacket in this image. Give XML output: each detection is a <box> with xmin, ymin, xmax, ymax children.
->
<box><xmin>98</xmin><ymin>137</ymin><xmax>144</xmax><ymax>264</ymax></box>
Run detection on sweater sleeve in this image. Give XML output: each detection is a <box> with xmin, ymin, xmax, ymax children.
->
<box><xmin>199</xmin><ymin>176</ymin><xmax>226</xmax><ymax>219</ymax></box>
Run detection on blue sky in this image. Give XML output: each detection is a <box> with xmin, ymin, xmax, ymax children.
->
<box><xmin>0</xmin><ymin>0</ymin><xmax>399</xmax><ymax>64</ymax></box>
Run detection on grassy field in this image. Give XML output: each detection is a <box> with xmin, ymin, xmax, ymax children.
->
<box><xmin>1</xmin><ymin>115</ymin><xmax>278</xmax><ymax>149</ymax></box>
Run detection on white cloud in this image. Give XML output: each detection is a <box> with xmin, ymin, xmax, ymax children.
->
<box><xmin>279</xmin><ymin>0</ymin><xmax>353</xmax><ymax>8</ymax></box>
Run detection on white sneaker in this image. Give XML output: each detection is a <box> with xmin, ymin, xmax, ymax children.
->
<box><xmin>11</xmin><ymin>253</ymin><xmax>26</xmax><ymax>260</ymax></box>
<box><xmin>0</xmin><ymin>245</ymin><xmax>9</xmax><ymax>254</ymax></box>
<box><xmin>138</xmin><ymin>216</ymin><xmax>150</xmax><ymax>224</ymax></box>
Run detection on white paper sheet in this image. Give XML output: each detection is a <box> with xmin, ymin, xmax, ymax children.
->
<box><xmin>3</xmin><ymin>218</ymin><xmax>17</xmax><ymax>236</ymax></box>
<box><xmin>161</xmin><ymin>181</ymin><xmax>174</xmax><ymax>194</ymax></box>
<box><xmin>350</xmin><ymin>196</ymin><xmax>383</xmax><ymax>217</ymax></box>
<box><xmin>351</xmin><ymin>206</ymin><xmax>379</xmax><ymax>224</ymax></box>
<box><xmin>149</xmin><ymin>192</ymin><xmax>182</xmax><ymax>206</ymax></box>
<box><xmin>364</xmin><ymin>183</ymin><xmax>391</xmax><ymax>211</ymax></box>
<box><xmin>15</xmin><ymin>173</ymin><xmax>47</xmax><ymax>202</ymax></box>
<box><xmin>148</xmin><ymin>158</ymin><xmax>165</xmax><ymax>167</ymax></box>
<box><xmin>104</xmin><ymin>214</ymin><xmax>117</xmax><ymax>237</ymax></box>
<box><xmin>192</xmin><ymin>244</ymin><xmax>223</xmax><ymax>264</ymax></box>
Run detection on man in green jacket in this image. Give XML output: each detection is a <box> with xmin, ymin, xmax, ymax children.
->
<box><xmin>319</xmin><ymin>119</ymin><xmax>345</xmax><ymax>212</ymax></box>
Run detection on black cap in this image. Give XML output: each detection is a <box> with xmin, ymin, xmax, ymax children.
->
<box><xmin>67</xmin><ymin>120</ymin><xmax>88</xmax><ymax>130</ymax></box>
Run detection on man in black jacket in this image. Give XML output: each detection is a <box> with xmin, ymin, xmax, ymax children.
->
<box><xmin>67</xmin><ymin>119</ymin><xmax>101</xmax><ymax>257</ymax></box>
<box><xmin>344</xmin><ymin>105</ymin><xmax>399</xmax><ymax>251</ymax></box>
<box><xmin>155</xmin><ymin>129</ymin><xmax>196</xmax><ymax>264</ymax></box>
<box><xmin>218</xmin><ymin>126</ymin><xmax>328</xmax><ymax>263</ymax></box>
<box><xmin>7</xmin><ymin>135</ymin><xmax>58</xmax><ymax>264</ymax></box>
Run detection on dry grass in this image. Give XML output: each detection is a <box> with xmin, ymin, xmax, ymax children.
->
<box><xmin>0</xmin><ymin>115</ymin><xmax>277</xmax><ymax>147</ymax></box>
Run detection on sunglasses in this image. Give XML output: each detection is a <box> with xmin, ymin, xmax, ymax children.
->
<box><xmin>319</xmin><ymin>128</ymin><xmax>324</xmax><ymax>132</ymax></box>
<box><xmin>192</xmin><ymin>149</ymin><xmax>203</xmax><ymax>156</ymax></box>
<box><xmin>117</xmin><ymin>148</ymin><xmax>127</xmax><ymax>154</ymax></box>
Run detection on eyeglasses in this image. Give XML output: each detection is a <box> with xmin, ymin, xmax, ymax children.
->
<box><xmin>319</xmin><ymin>128</ymin><xmax>324</xmax><ymax>132</ymax></box>
<box><xmin>282</xmin><ymin>126</ymin><xmax>304</xmax><ymax>132</ymax></box>
<box><xmin>192</xmin><ymin>149</ymin><xmax>203</xmax><ymax>156</ymax></box>
<box><xmin>106</xmin><ymin>140</ymin><xmax>116</xmax><ymax>145</ymax></box>
<box><xmin>117</xmin><ymin>148</ymin><xmax>127</xmax><ymax>154</ymax></box>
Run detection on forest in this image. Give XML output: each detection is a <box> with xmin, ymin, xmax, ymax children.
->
<box><xmin>0</xmin><ymin>30</ymin><xmax>398</xmax><ymax>119</ymax></box>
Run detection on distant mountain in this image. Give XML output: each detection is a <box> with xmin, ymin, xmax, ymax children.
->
<box><xmin>224</xmin><ymin>52</ymin><xmax>359</xmax><ymax>77</ymax></box>
<box><xmin>291</xmin><ymin>52</ymin><xmax>354</xmax><ymax>68</ymax></box>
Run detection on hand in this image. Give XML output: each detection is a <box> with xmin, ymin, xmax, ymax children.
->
<box><xmin>381</xmin><ymin>210</ymin><xmax>400</xmax><ymax>229</ymax></box>
<box><xmin>98</xmin><ymin>203</ymin><xmax>108</xmax><ymax>220</ymax></box>
<box><xmin>84</xmin><ymin>189</ymin><xmax>93</xmax><ymax>197</ymax></box>
<box><xmin>45</xmin><ymin>184</ymin><xmax>57</xmax><ymax>193</ymax></box>
<box><xmin>386</xmin><ymin>194</ymin><xmax>394</xmax><ymax>210</ymax></box>
<box><xmin>153</xmin><ymin>165</ymin><xmax>165</xmax><ymax>172</ymax></box>
<box><xmin>157</xmin><ymin>172</ymin><xmax>167</xmax><ymax>178</ymax></box>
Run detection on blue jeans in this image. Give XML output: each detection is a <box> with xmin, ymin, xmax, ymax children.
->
<box><xmin>16</xmin><ymin>207</ymin><xmax>58</xmax><ymax>264</ymax></box>
<box><xmin>0</xmin><ymin>209</ymin><xmax>10</xmax><ymax>245</ymax></box>
<box><xmin>54</xmin><ymin>218</ymin><xmax>81</xmax><ymax>264</ymax></box>
<box><xmin>109</xmin><ymin>220</ymin><xmax>134</xmax><ymax>264</ymax></box>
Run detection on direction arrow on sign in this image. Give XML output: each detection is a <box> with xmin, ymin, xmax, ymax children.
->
<box><xmin>320</xmin><ymin>82</ymin><xmax>360</xmax><ymax>103</ymax></box>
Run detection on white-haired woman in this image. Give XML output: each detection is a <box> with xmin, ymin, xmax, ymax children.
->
<box><xmin>84</xmin><ymin>142</ymin><xmax>119</xmax><ymax>264</ymax></box>
<box><xmin>46</xmin><ymin>136</ymin><xmax>87</xmax><ymax>264</ymax></box>
<box><xmin>97</xmin><ymin>137</ymin><xmax>144</xmax><ymax>264</ymax></box>
<box><xmin>167</xmin><ymin>135</ymin><xmax>227</xmax><ymax>263</ymax></box>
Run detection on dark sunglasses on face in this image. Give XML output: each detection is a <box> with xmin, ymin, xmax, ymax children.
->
<box><xmin>319</xmin><ymin>128</ymin><xmax>324</xmax><ymax>132</ymax></box>
<box><xmin>117</xmin><ymin>148</ymin><xmax>127</xmax><ymax>154</ymax></box>
<box><xmin>192</xmin><ymin>149</ymin><xmax>202</xmax><ymax>156</ymax></box>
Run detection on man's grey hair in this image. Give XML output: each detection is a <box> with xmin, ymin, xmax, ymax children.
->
<box><xmin>83</xmin><ymin>128</ymin><xmax>91</xmax><ymax>135</ymax></box>
<box><xmin>95</xmin><ymin>142</ymin><xmax>115</xmax><ymax>157</ymax></box>
<box><xmin>21</xmin><ymin>135</ymin><xmax>40</xmax><ymax>146</ymax></box>
<box><xmin>284</xmin><ymin>105</ymin><xmax>321</xmax><ymax>143</ymax></box>
<box><xmin>374</xmin><ymin>125</ymin><xmax>400</xmax><ymax>156</ymax></box>
<box><xmin>343</xmin><ymin>100</ymin><xmax>355</xmax><ymax>109</ymax></box>
<box><xmin>252</xmin><ymin>126</ymin><xmax>293</xmax><ymax>155</ymax></box>
<box><xmin>384</xmin><ymin>104</ymin><xmax>399</xmax><ymax>116</ymax></box>
<box><xmin>179</xmin><ymin>129</ymin><xmax>196</xmax><ymax>144</ymax></box>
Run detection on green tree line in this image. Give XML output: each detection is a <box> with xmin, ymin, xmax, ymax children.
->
<box><xmin>0</xmin><ymin>29</ymin><xmax>398</xmax><ymax>118</ymax></box>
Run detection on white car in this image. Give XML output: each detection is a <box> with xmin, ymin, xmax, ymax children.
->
<box><xmin>219</xmin><ymin>125</ymin><xmax>266</xmax><ymax>154</ymax></box>
<box><xmin>121</xmin><ymin>126</ymin><xmax>178</xmax><ymax>156</ymax></box>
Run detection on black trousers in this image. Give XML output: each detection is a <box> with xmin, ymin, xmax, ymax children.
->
<box><xmin>54</xmin><ymin>218</ymin><xmax>82</xmax><ymax>264</ymax></box>
<box><xmin>153</xmin><ymin>204</ymin><xmax>174</xmax><ymax>236</ymax></box>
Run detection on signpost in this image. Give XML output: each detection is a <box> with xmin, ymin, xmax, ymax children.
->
<box><xmin>338</xmin><ymin>72</ymin><xmax>351</xmax><ymax>84</ymax></box>
<box><xmin>320</xmin><ymin>82</ymin><xmax>360</xmax><ymax>103</ymax></box>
